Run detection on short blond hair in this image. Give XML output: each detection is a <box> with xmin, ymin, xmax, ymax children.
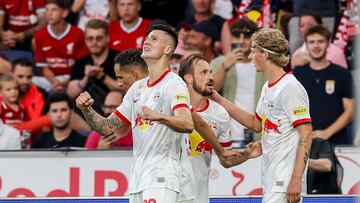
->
<box><xmin>0</xmin><ymin>74</ymin><xmax>16</xmax><ymax>90</ymax></box>
<box><xmin>251</xmin><ymin>28</ymin><xmax>289</xmax><ymax>67</ymax></box>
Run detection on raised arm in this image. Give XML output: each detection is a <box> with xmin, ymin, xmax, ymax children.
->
<box><xmin>76</xmin><ymin>91</ymin><xmax>125</xmax><ymax>136</ymax></box>
<box><xmin>211</xmin><ymin>91</ymin><xmax>262</xmax><ymax>133</ymax></box>
<box><xmin>141</xmin><ymin>106</ymin><xmax>193</xmax><ymax>133</ymax></box>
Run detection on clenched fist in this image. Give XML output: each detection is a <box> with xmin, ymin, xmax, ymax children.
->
<box><xmin>76</xmin><ymin>91</ymin><xmax>94</xmax><ymax>110</ymax></box>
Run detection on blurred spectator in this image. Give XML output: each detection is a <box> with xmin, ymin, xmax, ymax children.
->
<box><xmin>113</xmin><ymin>48</ymin><xmax>148</xmax><ymax>93</ymax></box>
<box><xmin>294</xmin><ymin>25</ymin><xmax>355</xmax><ymax>145</ymax></box>
<box><xmin>67</xmin><ymin>19</ymin><xmax>118</xmax><ymax>114</ymax></box>
<box><xmin>307</xmin><ymin>138</ymin><xmax>343</xmax><ymax>194</ymax></box>
<box><xmin>0</xmin><ymin>0</ymin><xmax>46</xmax><ymax>51</ymax></box>
<box><xmin>0</xmin><ymin>119</ymin><xmax>21</xmax><ymax>150</ymax></box>
<box><xmin>211</xmin><ymin>19</ymin><xmax>264</xmax><ymax>147</ymax></box>
<box><xmin>33</xmin><ymin>0</ymin><xmax>88</xmax><ymax>92</ymax></box>
<box><xmin>12</xmin><ymin>58</ymin><xmax>46</xmax><ymax>120</ymax></box>
<box><xmin>139</xmin><ymin>0</ymin><xmax>188</xmax><ymax>27</ymax></box>
<box><xmin>288</xmin><ymin>0</ymin><xmax>338</xmax><ymax>54</ymax></box>
<box><xmin>214</xmin><ymin>0</ymin><xmax>233</xmax><ymax>20</ymax></box>
<box><xmin>0</xmin><ymin>54</ymin><xmax>11</xmax><ymax>74</ymax></box>
<box><xmin>85</xmin><ymin>90</ymin><xmax>132</xmax><ymax>149</ymax></box>
<box><xmin>32</xmin><ymin>92</ymin><xmax>86</xmax><ymax>149</ymax></box>
<box><xmin>71</xmin><ymin>0</ymin><xmax>117</xmax><ymax>30</ymax></box>
<box><xmin>291</xmin><ymin>11</ymin><xmax>347</xmax><ymax>69</ymax></box>
<box><xmin>108</xmin><ymin>0</ymin><xmax>151</xmax><ymax>51</ymax></box>
<box><xmin>185</xmin><ymin>20</ymin><xmax>218</xmax><ymax>62</ymax></box>
<box><xmin>0</xmin><ymin>74</ymin><xmax>28</xmax><ymax>127</ymax></box>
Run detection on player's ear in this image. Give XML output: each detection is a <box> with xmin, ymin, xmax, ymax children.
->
<box><xmin>184</xmin><ymin>73</ymin><xmax>192</xmax><ymax>84</ymax></box>
<box><xmin>164</xmin><ymin>45</ymin><xmax>173</xmax><ymax>55</ymax></box>
<box><xmin>131</xmin><ymin>69</ymin><xmax>139</xmax><ymax>80</ymax></box>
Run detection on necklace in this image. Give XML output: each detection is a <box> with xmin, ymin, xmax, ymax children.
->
<box><xmin>310</xmin><ymin>69</ymin><xmax>326</xmax><ymax>84</ymax></box>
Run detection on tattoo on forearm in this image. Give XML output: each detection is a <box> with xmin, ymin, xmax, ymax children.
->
<box><xmin>81</xmin><ymin>108</ymin><xmax>121</xmax><ymax>136</ymax></box>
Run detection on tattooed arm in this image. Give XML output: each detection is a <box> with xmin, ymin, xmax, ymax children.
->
<box><xmin>287</xmin><ymin>123</ymin><xmax>312</xmax><ymax>203</ymax></box>
<box><xmin>76</xmin><ymin>91</ymin><xmax>125</xmax><ymax>136</ymax></box>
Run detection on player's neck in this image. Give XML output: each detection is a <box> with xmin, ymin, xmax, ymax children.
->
<box><xmin>189</xmin><ymin>90</ymin><xmax>207</xmax><ymax>112</ymax></box>
<box><xmin>4</xmin><ymin>101</ymin><xmax>19</xmax><ymax>112</ymax></box>
<box><xmin>309</xmin><ymin>58</ymin><xmax>330</xmax><ymax>70</ymax></box>
<box><xmin>264</xmin><ymin>64</ymin><xmax>286</xmax><ymax>85</ymax></box>
<box><xmin>147</xmin><ymin>58</ymin><xmax>169</xmax><ymax>84</ymax></box>
<box><xmin>53</xmin><ymin>126</ymin><xmax>72</xmax><ymax>142</ymax></box>
<box><xmin>50</xmin><ymin>21</ymin><xmax>68</xmax><ymax>36</ymax></box>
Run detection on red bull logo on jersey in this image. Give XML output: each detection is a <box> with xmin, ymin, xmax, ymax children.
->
<box><xmin>262</xmin><ymin>114</ymin><xmax>281</xmax><ymax>135</ymax></box>
<box><xmin>189</xmin><ymin>132</ymin><xmax>213</xmax><ymax>156</ymax></box>
<box><xmin>133</xmin><ymin>112</ymin><xmax>154</xmax><ymax>131</ymax></box>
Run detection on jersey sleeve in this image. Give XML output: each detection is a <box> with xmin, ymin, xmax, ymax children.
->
<box><xmin>255</xmin><ymin>84</ymin><xmax>266</xmax><ymax>122</ymax></box>
<box><xmin>342</xmin><ymin>69</ymin><xmax>354</xmax><ymax>99</ymax></box>
<box><xmin>281</xmin><ymin>82</ymin><xmax>312</xmax><ymax>127</ymax></box>
<box><xmin>114</xmin><ymin>84</ymin><xmax>136</xmax><ymax>126</ymax></box>
<box><xmin>166</xmin><ymin>79</ymin><xmax>190</xmax><ymax>112</ymax></box>
<box><xmin>75</xmin><ymin>30</ymin><xmax>89</xmax><ymax>59</ymax></box>
<box><xmin>34</xmin><ymin>31</ymin><xmax>47</xmax><ymax>67</ymax></box>
<box><xmin>217</xmin><ymin>110</ymin><xmax>232</xmax><ymax>150</ymax></box>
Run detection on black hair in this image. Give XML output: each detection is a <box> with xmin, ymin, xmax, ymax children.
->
<box><xmin>300</xmin><ymin>10</ymin><xmax>323</xmax><ymax>25</ymax></box>
<box><xmin>12</xmin><ymin>58</ymin><xmax>33</xmax><ymax>72</ymax></box>
<box><xmin>44</xmin><ymin>92</ymin><xmax>73</xmax><ymax>113</ymax></box>
<box><xmin>114</xmin><ymin>49</ymin><xmax>147</xmax><ymax>72</ymax></box>
<box><xmin>46</xmin><ymin>0</ymin><xmax>71</xmax><ymax>10</ymax></box>
<box><xmin>147</xmin><ymin>24</ymin><xmax>178</xmax><ymax>51</ymax></box>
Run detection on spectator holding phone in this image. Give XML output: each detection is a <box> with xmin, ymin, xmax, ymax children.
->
<box><xmin>210</xmin><ymin>18</ymin><xmax>265</xmax><ymax>148</ymax></box>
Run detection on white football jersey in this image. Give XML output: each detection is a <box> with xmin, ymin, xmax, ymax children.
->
<box><xmin>115</xmin><ymin>70</ymin><xmax>192</xmax><ymax>194</ymax></box>
<box><xmin>255</xmin><ymin>73</ymin><xmax>311</xmax><ymax>194</ymax></box>
<box><xmin>183</xmin><ymin>99</ymin><xmax>231</xmax><ymax>203</ymax></box>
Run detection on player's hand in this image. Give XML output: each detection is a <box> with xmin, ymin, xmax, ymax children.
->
<box><xmin>98</xmin><ymin>134</ymin><xmax>118</xmax><ymax>149</ymax></box>
<box><xmin>209</xmin><ymin>90</ymin><xmax>222</xmax><ymax>103</ymax></box>
<box><xmin>287</xmin><ymin>176</ymin><xmax>301</xmax><ymax>203</ymax></box>
<box><xmin>76</xmin><ymin>91</ymin><xmax>94</xmax><ymax>110</ymax></box>
<box><xmin>218</xmin><ymin>150</ymin><xmax>242</xmax><ymax>168</ymax></box>
<box><xmin>244</xmin><ymin>141</ymin><xmax>262</xmax><ymax>159</ymax></box>
<box><xmin>312</xmin><ymin>130</ymin><xmax>329</xmax><ymax>140</ymax></box>
<box><xmin>140</xmin><ymin>106</ymin><xmax>161</xmax><ymax>121</ymax></box>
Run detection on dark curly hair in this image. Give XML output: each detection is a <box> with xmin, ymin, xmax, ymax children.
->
<box><xmin>114</xmin><ymin>49</ymin><xmax>148</xmax><ymax>72</ymax></box>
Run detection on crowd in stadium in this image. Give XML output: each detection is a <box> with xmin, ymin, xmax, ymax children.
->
<box><xmin>0</xmin><ymin>0</ymin><xmax>358</xmax><ymax>198</ymax></box>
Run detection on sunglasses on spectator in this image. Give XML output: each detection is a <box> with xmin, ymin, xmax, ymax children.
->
<box><xmin>85</xmin><ymin>36</ymin><xmax>105</xmax><ymax>42</ymax></box>
<box><xmin>231</xmin><ymin>30</ymin><xmax>253</xmax><ymax>38</ymax></box>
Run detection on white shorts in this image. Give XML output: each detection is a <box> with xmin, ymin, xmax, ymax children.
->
<box><xmin>263</xmin><ymin>192</ymin><xmax>303</xmax><ymax>203</ymax></box>
<box><xmin>130</xmin><ymin>188</ymin><xmax>179</xmax><ymax>203</ymax></box>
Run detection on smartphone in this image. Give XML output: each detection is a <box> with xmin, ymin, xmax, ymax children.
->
<box><xmin>231</xmin><ymin>43</ymin><xmax>241</xmax><ymax>51</ymax></box>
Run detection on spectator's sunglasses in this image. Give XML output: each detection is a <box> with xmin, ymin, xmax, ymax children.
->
<box><xmin>231</xmin><ymin>29</ymin><xmax>254</xmax><ymax>38</ymax></box>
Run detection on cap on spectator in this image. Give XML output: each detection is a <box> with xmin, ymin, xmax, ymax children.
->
<box><xmin>190</xmin><ymin>21</ymin><xmax>219</xmax><ymax>42</ymax></box>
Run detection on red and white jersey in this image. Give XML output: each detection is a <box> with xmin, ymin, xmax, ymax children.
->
<box><xmin>34</xmin><ymin>24</ymin><xmax>88</xmax><ymax>76</ymax></box>
<box><xmin>114</xmin><ymin>70</ymin><xmax>192</xmax><ymax>194</ymax></box>
<box><xmin>0</xmin><ymin>0</ymin><xmax>45</xmax><ymax>33</ymax></box>
<box><xmin>108</xmin><ymin>17</ymin><xmax>151</xmax><ymax>51</ymax></box>
<box><xmin>185</xmin><ymin>99</ymin><xmax>231</xmax><ymax>203</ymax></box>
<box><xmin>255</xmin><ymin>73</ymin><xmax>311</xmax><ymax>194</ymax></box>
<box><xmin>0</xmin><ymin>100</ymin><xmax>26</xmax><ymax>127</ymax></box>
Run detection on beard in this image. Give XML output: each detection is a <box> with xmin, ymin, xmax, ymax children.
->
<box><xmin>54</xmin><ymin>121</ymin><xmax>70</xmax><ymax>130</ymax></box>
<box><xmin>309</xmin><ymin>49</ymin><xmax>327</xmax><ymax>61</ymax></box>
<box><xmin>193</xmin><ymin>79</ymin><xmax>213</xmax><ymax>96</ymax></box>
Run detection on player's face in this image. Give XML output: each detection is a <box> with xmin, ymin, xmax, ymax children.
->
<box><xmin>192</xmin><ymin>0</ymin><xmax>213</xmax><ymax>15</ymax></box>
<box><xmin>102</xmin><ymin>92</ymin><xmax>123</xmax><ymax>117</ymax></box>
<box><xmin>114</xmin><ymin>64</ymin><xmax>136</xmax><ymax>92</ymax></box>
<box><xmin>85</xmin><ymin>28</ymin><xmax>109</xmax><ymax>55</ymax></box>
<box><xmin>0</xmin><ymin>81</ymin><xmax>19</xmax><ymax>103</ymax></box>
<box><xmin>117</xmin><ymin>0</ymin><xmax>141</xmax><ymax>23</ymax></box>
<box><xmin>142</xmin><ymin>30</ymin><xmax>172</xmax><ymax>60</ymax></box>
<box><xmin>48</xmin><ymin>101</ymin><xmax>71</xmax><ymax>130</ymax></box>
<box><xmin>13</xmin><ymin>65</ymin><xmax>33</xmax><ymax>93</ymax></box>
<box><xmin>192</xmin><ymin>59</ymin><xmax>214</xmax><ymax>96</ymax></box>
<box><xmin>299</xmin><ymin>15</ymin><xmax>319</xmax><ymax>37</ymax></box>
<box><xmin>306</xmin><ymin>33</ymin><xmax>329</xmax><ymax>61</ymax></box>
<box><xmin>249</xmin><ymin>44</ymin><xmax>267</xmax><ymax>72</ymax></box>
<box><xmin>45</xmin><ymin>4</ymin><xmax>68</xmax><ymax>25</ymax></box>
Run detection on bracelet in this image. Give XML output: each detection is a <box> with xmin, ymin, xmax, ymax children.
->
<box><xmin>77</xmin><ymin>80</ymin><xmax>84</xmax><ymax>90</ymax></box>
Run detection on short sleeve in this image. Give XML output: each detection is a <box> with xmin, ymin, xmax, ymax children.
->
<box><xmin>114</xmin><ymin>84</ymin><xmax>136</xmax><ymax>126</ymax></box>
<box><xmin>34</xmin><ymin>31</ymin><xmax>47</xmax><ymax>67</ymax></box>
<box><xmin>75</xmin><ymin>30</ymin><xmax>89</xmax><ymax>59</ymax></box>
<box><xmin>342</xmin><ymin>70</ymin><xmax>354</xmax><ymax>99</ymax></box>
<box><xmin>217</xmin><ymin>110</ymin><xmax>232</xmax><ymax>150</ymax></box>
<box><xmin>255</xmin><ymin>84</ymin><xmax>266</xmax><ymax>122</ymax></box>
<box><xmin>281</xmin><ymin>82</ymin><xmax>312</xmax><ymax>127</ymax></box>
<box><xmin>166</xmin><ymin>80</ymin><xmax>190</xmax><ymax>112</ymax></box>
